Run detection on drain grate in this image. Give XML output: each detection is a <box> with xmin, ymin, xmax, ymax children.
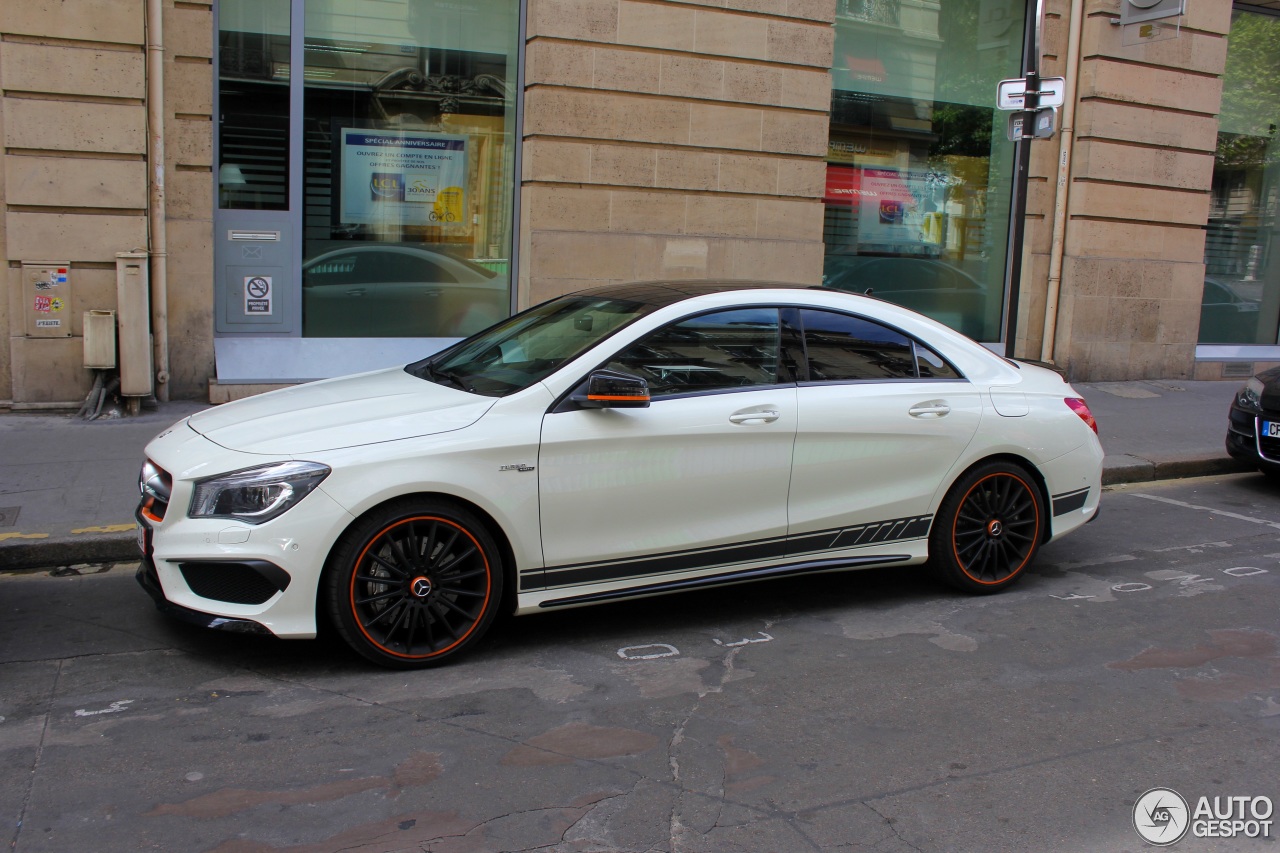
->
<box><xmin>0</xmin><ymin>506</ymin><xmax>20</xmax><ymax>527</ymax></box>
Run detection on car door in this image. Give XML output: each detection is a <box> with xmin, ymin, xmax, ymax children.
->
<box><xmin>787</xmin><ymin>308</ymin><xmax>982</xmax><ymax>556</ymax></box>
<box><xmin>537</xmin><ymin>307</ymin><xmax>798</xmax><ymax>593</ymax></box>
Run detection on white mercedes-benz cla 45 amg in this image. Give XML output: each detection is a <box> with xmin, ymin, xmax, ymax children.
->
<box><xmin>136</xmin><ymin>282</ymin><xmax>1102</xmax><ymax>667</ymax></box>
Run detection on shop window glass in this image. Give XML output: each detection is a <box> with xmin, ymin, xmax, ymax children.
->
<box><xmin>302</xmin><ymin>0</ymin><xmax>518</xmax><ymax>338</ymax></box>
<box><xmin>218</xmin><ymin>0</ymin><xmax>290</xmax><ymax>210</ymax></box>
<box><xmin>1198</xmin><ymin>9</ymin><xmax>1280</xmax><ymax>345</ymax></box>
<box><xmin>824</xmin><ymin>0</ymin><xmax>1026</xmax><ymax>342</ymax></box>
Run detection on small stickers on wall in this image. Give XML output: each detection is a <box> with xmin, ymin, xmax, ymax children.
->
<box><xmin>244</xmin><ymin>276</ymin><xmax>272</xmax><ymax>314</ymax></box>
<box><xmin>31</xmin><ymin>292</ymin><xmax>63</xmax><ymax>327</ymax></box>
<box><xmin>34</xmin><ymin>268</ymin><xmax>68</xmax><ymax>291</ymax></box>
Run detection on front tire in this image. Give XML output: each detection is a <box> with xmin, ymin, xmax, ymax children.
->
<box><xmin>326</xmin><ymin>498</ymin><xmax>504</xmax><ymax>668</ymax></box>
<box><xmin>930</xmin><ymin>462</ymin><xmax>1044</xmax><ymax>594</ymax></box>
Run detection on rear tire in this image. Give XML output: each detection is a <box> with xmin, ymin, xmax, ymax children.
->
<box><xmin>325</xmin><ymin>498</ymin><xmax>504</xmax><ymax>668</ymax></box>
<box><xmin>930</xmin><ymin>461</ymin><xmax>1044</xmax><ymax>594</ymax></box>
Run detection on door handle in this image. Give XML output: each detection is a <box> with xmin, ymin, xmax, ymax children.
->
<box><xmin>729</xmin><ymin>409</ymin><xmax>780</xmax><ymax>424</ymax></box>
<box><xmin>346</xmin><ymin>288</ymin><xmax>366</xmax><ymax>297</ymax></box>
<box><xmin>909</xmin><ymin>401</ymin><xmax>950</xmax><ymax>418</ymax></box>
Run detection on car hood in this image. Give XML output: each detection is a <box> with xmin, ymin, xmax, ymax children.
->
<box><xmin>1256</xmin><ymin>365</ymin><xmax>1280</xmax><ymax>411</ymax></box>
<box><xmin>188</xmin><ymin>368</ymin><xmax>494</xmax><ymax>454</ymax></box>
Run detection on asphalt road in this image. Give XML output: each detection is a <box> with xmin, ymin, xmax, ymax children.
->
<box><xmin>2</xmin><ymin>474</ymin><xmax>1279</xmax><ymax>853</ymax></box>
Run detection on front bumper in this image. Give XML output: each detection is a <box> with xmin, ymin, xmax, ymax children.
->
<box><xmin>137</xmin><ymin>424</ymin><xmax>355</xmax><ymax>639</ymax></box>
<box><xmin>135</xmin><ymin>557</ymin><xmax>272</xmax><ymax>635</ymax></box>
<box><xmin>1226</xmin><ymin>404</ymin><xmax>1280</xmax><ymax>471</ymax></box>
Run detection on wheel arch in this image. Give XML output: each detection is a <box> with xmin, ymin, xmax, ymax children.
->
<box><xmin>940</xmin><ymin>452</ymin><xmax>1052</xmax><ymax>544</ymax></box>
<box><xmin>317</xmin><ymin>490</ymin><xmax>522</xmax><ymax>623</ymax></box>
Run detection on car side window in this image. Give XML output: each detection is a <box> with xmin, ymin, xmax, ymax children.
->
<box><xmin>304</xmin><ymin>253</ymin><xmax>361</xmax><ymax>286</ymax></box>
<box><xmin>800</xmin><ymin>309</ymin><xmax>959</xmax><ymax>381</ymax></box>
<box><xmin>915</xmin><ymin>343</ymin><xmax>960</xmax><ymax>379</ymax></box>
<box><xmin>604</xmin><ymin>308</ymin><xmax>782</xmax><ymax>398</ymax></box>
<box><xmin>366</xmin><ymin>251</ymin><xmax>459</xmax><ymax>284</ymax></box>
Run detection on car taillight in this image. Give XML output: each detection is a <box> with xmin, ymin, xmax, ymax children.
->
<box><xmin>1065</xmin><ymin>397</ymin><xmax>1097</xmax><ymax>434</ymax></box>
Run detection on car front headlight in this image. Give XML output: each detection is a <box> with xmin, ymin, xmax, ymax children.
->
<box><xmin>1239</xmin><ymin>376</ymin><xmax>1266</xmax><ymax>409</ymax></box>
<box><xmin>189</xmin><ymin>461</ymin><xmax>330</xmax><ymax>524</ymax></box>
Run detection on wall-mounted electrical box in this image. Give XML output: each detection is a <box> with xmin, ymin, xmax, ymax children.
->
<box><xmin>116</xmin><ymin>252</ymin><xmax>153</xmax><ymax>397</ymax></box>
<box><xmin>22</xmin><ymin>262</ymin><xmax>72</xmax><ymax>337</ymax></box>
<box><xmin>83</xmin><ymin>310</ymin><xmax>117</xmax><ymax>369</ymax></box>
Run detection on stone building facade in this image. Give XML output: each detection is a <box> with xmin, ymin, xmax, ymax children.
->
<box><xmin>1018</xmin><ymin>0</ymin><xmax>1239</xmax><ymax>380</ymax></box>
<box><xmin>0</xmin><ymin>0</ymin><xmax>1274</xmax><ymax>406</ymax></box>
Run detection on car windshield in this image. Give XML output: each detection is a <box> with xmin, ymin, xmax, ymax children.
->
<box><xmin>406</xmin><ymin>295</ymin><xmax>653</xmax><ymax>396</ymax></box>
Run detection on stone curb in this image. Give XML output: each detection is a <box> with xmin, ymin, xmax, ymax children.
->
<box><xmin>0</xmin><ymin>455</ymin><xmax>1256</xmax><ymax>574</ymax></box>
<box><xmin>1101</xmin><ymin>454</ymin><xmax>1253</xmax><ymax>486</ymax></box>
<box><xmin>0</xmin><ymin>534</ymin><xmax>139</xmax><ymax>573</ymax></box>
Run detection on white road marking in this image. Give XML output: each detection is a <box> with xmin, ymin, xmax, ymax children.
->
<box><xmin>1132</xmin><ymin>493</ymin><xmax>1280</xmax><ymax>529</ymax></box>
<box><xmin>1224</xmin><ymin>566</ymin><xmax>1269</xmax><ymax>577</ymax></box>
<box><xmin>616</xmin><ymin>644</ymin><xmax>679</xmax><ymax>661</ymax></box>
<box><xmin>1153</xmin><ymin>540</ymin><xmax>1232</xmax><ymax>553</ymax></box>
<box><xmin>74</xmin><ymin>700</ymin><xmax>134</xmax><ymax>717</ymax></box>
<box><xmin>712</xmin><ymin>632</ymin><xmax>773</xmax><ymax>647</ymax></box>
<box><xmin>1051</xmin><ymin>555</ymin><xmax>1137</xmax><ymax>571</ymax></box>
<box><xmin>1052</xmin><ymin>566</ymin><xmax>1270</xmax><ymax>602</ymax></box>
<box><xmin>1146</xmin><ymin>570</ymin><xmax>1215</xmax><ymax>586</ymax></box>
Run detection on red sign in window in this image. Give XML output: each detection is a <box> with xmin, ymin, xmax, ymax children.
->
<box><xmin>824</xmin><ymin>165</ymin><xmax>862</xmax><ymax>204</ymax></box>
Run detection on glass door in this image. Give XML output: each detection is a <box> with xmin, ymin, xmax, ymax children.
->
<box><xmin>301</xmin><ymin>0</ymin><xmax>519</xmax><ymax>338</ymax></box>
<box><xmin>214</xmin><ymin>0</ymin><xmax>520</xmax><ymax>373</ymax></box>
<box><xmin>215</xmin><ymin>0</ymin><xmax>297</xmax><ymax>336</ymax></box>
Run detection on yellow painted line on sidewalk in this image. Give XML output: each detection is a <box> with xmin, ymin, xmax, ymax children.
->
<box><xmin>0</xmin><ymin>532</ymin><xmax>50</xmax><ymax>542</ymax></box>
<box><xmin>71</xmin><ymin>524</ymin><xmax>136</xmax><ymax>534</ymax></box>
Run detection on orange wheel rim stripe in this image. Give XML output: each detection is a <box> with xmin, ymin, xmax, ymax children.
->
<box><xmin>951</xmin><ymin>472</ymin><xmax>1040</xmax><ymax>586</ymax></box>
<box><xmin>349</xmin><ymin>515</ymin><xmax>491</xmax><ymax>659</ymax></box>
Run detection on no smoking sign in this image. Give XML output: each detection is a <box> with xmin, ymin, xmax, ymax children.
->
<box><xmin>244</xmin><ymin>276</ymin><xmax>272</xmax><ymax>314</ymax></box>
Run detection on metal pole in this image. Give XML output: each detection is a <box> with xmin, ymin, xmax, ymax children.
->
<box><xmin>146</xmin><ymin>0</ymin><xmax>171</xmax><ymax>401</ymax></box>
<box><xmin>1040</xmin><ymin>0</ymin><xmax>1085</xmax><ymax>364</ymax></box>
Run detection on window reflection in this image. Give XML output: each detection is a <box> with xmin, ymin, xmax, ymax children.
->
<box><xmin>302</xmin><ymin>0</ymin><xmax>517</xmax><ymax>338</ymax></box>
<box><xmin>218</xmin><ymin>0</ymin><xmax>290</xmax><ymax>210</ymax></box>
<box><xmin>1198</xmin><ymin>9</ymin><xmax>1280</xmax><ymax>345</ymax></box>
<box><xmin>800</xmin><ymin>309</ymin><xmax>960</xmax><ymax>381</ymax></box>
<box><xmin>606</xmin><ymin>309</ymin><xmax>783</xmax><ymax>398</ymax></box>
<box><xmin>824</xmin><ymin>0</ymin><xmax>1024</xmax><ymax>342</ymax></box>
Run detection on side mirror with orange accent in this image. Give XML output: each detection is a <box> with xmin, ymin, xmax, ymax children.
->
<box><xmin>573</xmin><ymin>369</ymin><xmax>650</xmax><ymax>409</ymax></box>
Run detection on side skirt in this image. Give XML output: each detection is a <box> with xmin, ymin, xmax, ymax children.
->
<box><xmin>537</xmin><ymin>554</ymin><xmax>911</xmax><ymax>609</ymax></box>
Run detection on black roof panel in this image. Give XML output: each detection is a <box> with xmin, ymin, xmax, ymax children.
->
<box><xmin>569</xmin><ymin>280</ymin><xmax>820</xmax><ymax>309</ymax></box>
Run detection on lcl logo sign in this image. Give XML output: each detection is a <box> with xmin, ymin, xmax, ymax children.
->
<box><xmin>369</xmin><ymin>173</ymin><xmax>403</xmax><ymax>200</ymax></box>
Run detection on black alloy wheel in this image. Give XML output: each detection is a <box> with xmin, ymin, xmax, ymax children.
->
<box><xmin>930</xmin><ymin>461</ymin><xmax>1043</xmax><ymax>593</ymax></box>
<box><xmin>326</xmin><ymin>498</ymin><xmax>504</xmax><ymax>668</ymax></box>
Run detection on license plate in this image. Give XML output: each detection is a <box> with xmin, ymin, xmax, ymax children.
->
<box><xmin>1264</xmin><ymin>420</ymin><xmax>1280</xmax><ymax>439</ymax></box>
<box><xmin>136</xmin><ymin>523</ymin><xmax>150</xmax><ymax>557</ymax></box>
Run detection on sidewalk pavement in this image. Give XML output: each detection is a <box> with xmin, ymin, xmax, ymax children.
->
<box><xmin>0</xmin><ymin>379</ymin><xmax>1252</xmax><ymax>571</ymax></box>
